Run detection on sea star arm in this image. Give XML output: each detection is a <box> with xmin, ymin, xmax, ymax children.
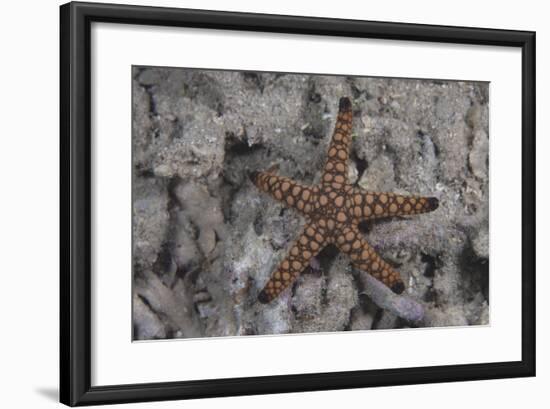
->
<box><xmin>348</xmin><ymin>188</ymin><xmax>439</xmax><ymax>221</ymax></box>
<box><xmin>258</xmin><ymin>221</ymin><xmax>327</xmax><ymax>303</ymax></box>
<box><xmin>335</xmin><ymin>224</ymin><xmax>405</xmax><ymax>294</ymax></box>
<box><xmin>249</xmin><ymin>171</ymin><xmax>318</xmax><ymax>216</ymax></box>
<box><xmin>321</xmin><ymin>97</ymin><xmax>353</xmax><ymax>186</ymax></box>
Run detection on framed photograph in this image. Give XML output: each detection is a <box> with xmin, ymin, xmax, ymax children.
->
<box><xmin>60</xmin><ymin>1</ymin><xmax>535</xmax><ymax>406</ymax></box>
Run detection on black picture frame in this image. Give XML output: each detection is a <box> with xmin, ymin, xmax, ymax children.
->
<box><xmin>60</xmin><ymin>1</ymin><xmax>536</xmax><ymax>406</ymax></box>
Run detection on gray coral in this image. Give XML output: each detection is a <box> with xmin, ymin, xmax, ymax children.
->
<box><xmin>132</xmin><ymin>67</ymin><xmax>489</xmax><ymax>339</ymax></box>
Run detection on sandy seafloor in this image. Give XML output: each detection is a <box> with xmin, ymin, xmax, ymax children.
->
<box><xmin>131</xmin><ymin>66</ymin><xmax>489</xmax><ymax>340</ymax></box>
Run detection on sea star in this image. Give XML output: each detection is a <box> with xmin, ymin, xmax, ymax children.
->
<box><xmin>250</xmin><ymin>97</ymin><xmax>439</xmax><ymax>304</ymax></box>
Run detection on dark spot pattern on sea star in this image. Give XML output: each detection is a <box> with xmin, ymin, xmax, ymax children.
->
<box><xmin>250</xmin><ymin>97</ymin><xmax>439</xmax><ymax>303</ymax></box>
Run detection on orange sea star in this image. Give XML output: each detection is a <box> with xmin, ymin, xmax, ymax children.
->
<box><xmin>250</xmin><ymin>97</ymin><xmax>439</xmax><ymax>303</ymax></box>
